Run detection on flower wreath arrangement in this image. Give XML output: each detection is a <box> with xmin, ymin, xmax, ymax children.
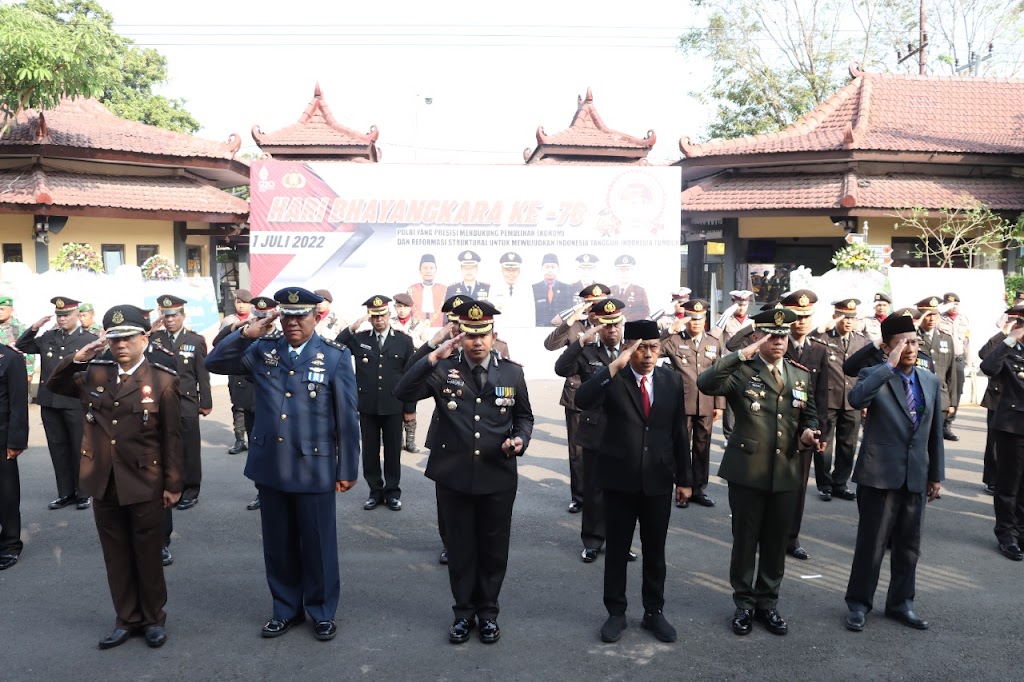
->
<box><xmin>50</xmin><ymin>242</ymin><xmax>103</xmax><ymax>273</ymax></box>
<box><xmin>141</xmin><ymin>254</ymin><xmax>184</xmax><ymax>281</ymax></box>
<box><xmin>831</xmin><ymin>242</ymin><xmax>883</xmax><ymax>271</ymax></box>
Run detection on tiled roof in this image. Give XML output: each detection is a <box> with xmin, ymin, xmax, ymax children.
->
<box><xmin>0</xmin><ymin>98</ymin><xmax>243</xmax><ymax>161</ymax></box>
<box><xmin>525</xmin><ymin>88</ymin><xmax>655</xmax><ymax>164</ymax></box>
<box><xmin>252</xmin><ymin>83</ymin><xmax>380</xmax><ymax>161</ymax></box>
<box><xmin>0</xmin><ymin>165</ymin><xmax>249</xmax><ymax>218</ymax></box>
<box><xmin>680</xmin><ymin>66</ymin><xmax>1024</xmax><ymax>158</ymax></box>
<box><xmin>681</xmin><ymin>172</ymin><xmax>1024</xmax><ymax>212</ymax></box>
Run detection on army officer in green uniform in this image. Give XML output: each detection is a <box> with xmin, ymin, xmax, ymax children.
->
<box><xmin>697</xmin><ymin>308</ymin><xmax>823</xmax><ymax>637</ymax></box>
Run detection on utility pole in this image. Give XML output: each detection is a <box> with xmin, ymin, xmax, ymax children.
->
<box><xmin>896</xmin><ymin>0</ymin><xmax>928</xmax><ymax>74</ymax></box>
<box><xmin>956</xmin><ymin>43</ymin><xmax>995</xmax><ymax>76</ymax></box>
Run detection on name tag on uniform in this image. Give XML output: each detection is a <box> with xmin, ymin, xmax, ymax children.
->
<box><xmin>359</xmin><ymin>343</ymin><xmax>372</xmax><ymax>350</ymax></box>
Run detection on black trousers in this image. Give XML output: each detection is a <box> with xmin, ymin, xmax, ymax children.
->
<box><xmin>683</xmin><ymin>414</ymin><xmax>713</xmax><ymax>490</ymax></box>
<box><xmin>787</xmin><ymin>448</ymin><xmax>813</xmax><ymax>551</ymax></box>
<box><xmin>93</xmin><ymin>476</ymin><xmax>168</xmax><ymax>629</ymax></box>
<box><xmin>40</xmin><ymin>405</ymin><xmax>83</xmax><ymax>497</ymax></box>
<box><xmin>816</xmin><ymin>408</ymin><xmax>861</xmax><ymax>490</ymax></box>
<box><xmin>0</xmin><ymin>451</ymin><xmax>22</xmax><ymax>556</ymax></box>
<box><xmin>993</xmin><ymin>431</ymin><xmax>1024</xmax><ymax>545</ymax></box>
<box><xmin>845</xmin><ymin>485</ymin><xmax>925</xmax><ymax>614</ymax></box>
<box><xmin>722</xmin><ymin>404</ymin><xmax>735</xmax><ymax>439</ymax></box>
<box><xmin>436</xmin><ymin>490</ymin><xmax>447</xmax><ymax>548</ymax></box>
<box><xmin>231</xmin><ymin>405</ymin><xmax>247</xmax><ymax>441</ymax></box>
<box><xmin>436</xmin><ymin>482</ymin><xmax>516</xmax><ymax>620</ymax></box>
<box><xmin>360</xmin><ymin>413</ymin><xmax>403</xmax><ymax>500</ymax></box>
<box><xmin>984</xmin><ymin>408</ymin><xmax>998</xmax><ymax>486</ymax></box>
<box><xmin>945</xmin><ymin>356</ymin><xmax>966</xmax><ymax>428</ymax></box>
<box><xmin>580</xmin><ymin>447</ymin><xmax>605</xmax><ymax>550</ymax></box>
<box><xmin>181</xmin><ymin>409</ymin><xmax>202</xmax><ymax>495</ymax></box>
<box><xmin>603</xmin><ymin>489</ymin><xmax>671</xmax><ymax>616</ymax></box>
<box><xmin>565</xmin><ymin>408</ymin><xmax>584</xmax><ymax>505</ymax></box>
<box><xmin>728</xmin><ymin>483</ymin><xmax>798</xmax><ymax>610</ymax></box>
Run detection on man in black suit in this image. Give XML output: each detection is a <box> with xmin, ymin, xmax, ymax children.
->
<box><xmin>16</xmin><ymin>296</ymin><xmax>97</xmax><ymax>510</ymax></box>
<box><xmin>395</xmin><ymin>300</ymin><xmax>533</xmax><ymax>645</ymax></box>
<box><xmin>0</xmin><ymin>342</ymin><xmax>29</xmax><ymax>571</ymax></box>
<box><xmin>532</xmin><ymin>253</ymin><xmax>574</xmax><ymax>327</ymax></box>
<box><xmin>337</xmin><ymin>295</ymin><xmax>416</xmax><ymax>511</ymax></box>
<box><xmin>845</xmin><ymin>314</ymin><xmax>944</xmax><ymax>632</ymax></box>
<box><xmin>575</xmin><ymin>319</ymin><xmax>691</xmax><ymax>644</ymax></box>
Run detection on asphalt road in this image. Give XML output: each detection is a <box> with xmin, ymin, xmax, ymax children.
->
<box><xmin>1</xmin><ymin>381</ymin><xmax>1019</xmax><ymax>681</ymax></box>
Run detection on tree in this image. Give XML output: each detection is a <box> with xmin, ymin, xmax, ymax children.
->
<box><xmin>893</xmin><ymin>202</ymin><xmax>1024</xmax><ymax>268</ymax></box>
<box><xmin>680</xmin><ymin>0</ymin><xmax>1024</xmax><ymax>140</ymax></box>
<box><xmin>25</xmin><ymin>0</ymin><xmax>201</xmax><ymax>133</ymax></box>
<box><xmin>0</xmin><ymin>2</ymin><xmax>121</xmax><ymax>133</ymax></box>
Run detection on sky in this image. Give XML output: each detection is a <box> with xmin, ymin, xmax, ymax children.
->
<box><xmin>97</xmin><ymin>0</ymin><xmax>717</xmax><ymax>164</ymax></box>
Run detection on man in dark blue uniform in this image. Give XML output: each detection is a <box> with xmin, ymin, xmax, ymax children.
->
<box><xmin>395</xmin><ymin>300</ymin><xmax>533</xmax><ymax>645</ymax></box>
<box><xmin>205</xmin><ymin>287</ymin><xmax>360</xmax><ymax>642</ymax></box>
<box><xmin>337</xmin><ymin>295</ymin><xmax>415</xmax><ymax>511</ymax></box>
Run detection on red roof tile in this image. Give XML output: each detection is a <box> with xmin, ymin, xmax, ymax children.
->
<box><xmin>525</xmin><ymin>88</ymin><xmax>655</xmax><ymax>164</ymax></box>
<box><xmin>252</xmin><ymin>83</ymin><xmax>380</xmax><ymax>161</ymax></box>
<box><xmin>0</xmin><ymin>165</ymin><xmax>249</xmax><ymax>219</ymax></box>
<box><xmin>680</xmin><ymin>67</ymin><xmax>1024</xmax><ymax>158</ymax></box>
<box><xmin>681</xmin><ymin>172</ymin><xmax>1024</xmax><ymax>212</ymax></box>
<box><xmin>0</xmin><ymin>98</ymin><xmax>243</xmax><ymax>161</ymax></box>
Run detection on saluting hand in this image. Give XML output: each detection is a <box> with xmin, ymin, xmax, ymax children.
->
<box><xmin>578</xmin><ymin>323</ymin><xmax>601</xmax><ymax>346</ymax></box>
<box><xmin>886</xmin><ymin>338</ymin><xmax>907</xmax><ymax>367</ymax></box>
<box><xmin>608</xmin><ymin>339</ymin><xmax>640</xmax><ymax>376</ymax></box>
<box><xmin>73</xmin><ymin>335</ymin><xmax>107</xmax><ymax>363</ymax></box>
<box><xmin>336</xmin><ymin>480</ymin><xmax>357</xmax><ymax>492</ymax></box>
<box><xmin>149</xmin><ymin>316</ymin><xmax>165</xmax><ymax>333</ymax></box>
<box><xmin>348</xmin><ymin>314</ymin><xmax>370</xmax><ymax>334</ymax></box>
<box><xmin>429</xmin><ymin>321</ymin><xmax>456</xmax><ymax>348</ymax></box>
<box><xmin>502</xmin><ymin>436</ymin><xmax>524</xmax><ymax>457</ymax></box>
<box><xmin>242</xmin><ymin>310</ymin><xmax>280</xmax><ymax>339</ymax></box>
<box><xmin>741</xmin><ymin>333</ymin><xmax>770</xmax><ymax>361</ymax></box>
<box><xmin>31</xmin><ymin>315</ymin><xmax>52</xmax><ymax>332</ymax></box>
<box><xmin>429</xmin><ymin>333</ymin><xmax>465</xmax><ymax>365</ymax></box>
<box><xmin>570</xmin><ymin>301</ymin><xmax>592</xmax><ymax>324</ymax></box>
<box><xmin>670</xmin><ymin>316</ymin><xmax>686</xmax><ymax>334</ymax></box>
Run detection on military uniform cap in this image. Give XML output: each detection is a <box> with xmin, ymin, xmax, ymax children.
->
<box><xmin>50</xmin><ymin>296</ymin><xmax>80</xmax><ymax>314</ymax></box>
<box><xmin>314</xmin><ymin>289</ymin><xmax>333</xmax><ymax>303</ymax></box>
<box><xmin>753</xmin><ymin>308</ymin><xmax>797</xmax><ymax>335</ymax></box>
<box><xmin>452</xmin><ymin>299</ymin><xmax>500</xmax><ymax>335</ymax></box>
<box><xmin>614</xmin><ymin>254</ymin><xmax>637</xmax><ymax>267</ymax></box>
<box><xmin>362</xmin><ymin>295</ymin><xmax>392</xmax><ymax>317</ymax></box>
<box><xmin>0</xmin><ymin>296</ymin><xmax>12</xmax><ymax>307</ymax></box>
<box><xmin>250</xmin><ymin>296</ymin><xmax>277</xmax><ymax>318</ymax></box>
<box><xmin>441</xmin><ymin>295</ymin><xmax>466</xmax><ymax>314</ymax></box>
<box><xmin>234</xmin><ymin>289</ymin><xmax>252</xmax><ymax>303</ymax></box>
<box><xmin>393</xmin><ymin>293</ymin><xmax>414</xmax><ymax>307</ymax></box>
<box><xmin>873</xmin><ymin>292</ymin><xmax>893</xmax><ymax>304</ymax></box>
<box><xmin>943</xmin><ymin>292</ymin><xmax>960</xmax><ymax>303</ymax></box>
<box><xmin>500</xmin><ymin>252</ymin><xmax>523</xmax><ymax>267</ymax></box>
<box><xmin>78</xmin><ymin>302</ymin><xmax>95</xmax><ymax>313</ymax></box>
<box><xmin>576</xmin><ymin>254</ymin><xmax>598</xmax><ymax>267</ymax></box>
<box><xmin>782</xmin><ymin>289</ymin><xmax>817</xmax><ymax>315</ymax></box>
<box><xmin>1006</xmin><ymin>304</ymin><xmax>1024</xmax><ymax>318</ymax></box>
<box><xmin>157</xmin><ymin>294</ymin><xmax>187</xmax><ymax>314</ymax></box>
<box><xmin>103</xmin><ymin>304</ymin><xmax>151</xmax><ymax>338</ymax></box>
<box><xmin>730</xmin><ymin>290</ymin><xmax>753</xmax><ymax>301</ymax></box>
<box><xmin>759</xmin><ymin>300</ymin><xmax>783</xmax><ymax>312</ymax></box>
<box><xmin>683</xmin><ymin>299</ymin><xmax>709</xmax><ymax>319</ymax></box>
<box><xmin>893</xmin><ymin>306</ymin><xmax>921</xmax><ymax>320</ymax></box>
<box><xmin>273</xmin><ymin>287</ymin><xmax>322</xmax><ymax>316</ymax></box>
<box><xmin>595</xmin><ymin>298</ymin><xmax>626</xmax><ymax>325</ymax></box>
<box><xmin>915</xmin><ymin>296</ymin><xmax>941</xmax><ymax>313</ymax></box>
<box><xmin>671</xmin><ymin>288</ymin><xmax>692</xmax><ymax>302</ymax></box>
<box><xmin>623</xmin><ymin>320</ymin><xmax>659</xmax><ymax>340</ymax></box>
<box><xmin>458</xmin><ymin>250</ymin><xmax>481</xmax><ymax>264</ymax></box>
<box><xmin>580</xmin><ymin>283</ymin><xmax>611</xmax><ymax>301</ymax></box>
<box><xmin>832</xmin><ymin>298</ymin><xmax>860</xmax><ymax>318</ymax></box>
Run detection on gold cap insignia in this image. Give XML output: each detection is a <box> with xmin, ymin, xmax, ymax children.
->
<box><xmin>373</xmin><ymin>297</ymin><xmax>383</xmax><ymax>307</ymax></box>
<box><xmin>591</xmin><ymin>285</ymin><xmax>602</xmax><ymax>297</ymax></box>
<box><xmin>693</xmin><ymin>301</ymin><xmax>704</xmax><ymax>312</ymax></box>
<box><xmin>257</xmin><ymin>300</ymin><xmax>267</xmax><ymax>310</ymax></box>
<box><xmin>946</xmin><ymin>295</ymin><xmax>955</xmax><ymax>302</ymax></box>
<box><xmin>902</xmin><ymin>309</ymin><xmax>913</xmax><ymax>316</ymax></box>
<box><xmin>583</xmin><ymin>255</ymin><xmax>591</xmax><ymax>263</ymax></box>
<box><xmin>112</xmin><ymin>310</ymin><xmax>124</xmax><ymax>324</ymax></box>
<box><xmin>929</xmin><ymin>297</ymin><xmax>939</xmax><ymax>307</ymax></box>
<box><xmin>55</xmin><ymin>298</ymin><xmax>64</xmax><ymax>308</ymax></box>
<box><xmin>453</xmin><ymin>297</ymin><xmax>463</xmax><ymax>308</ymax></box>
<box><xmin>798</xmin><ymin>294</ymin><xmax>810</xmax><ymax>307</ymax></box>
<box><xmin>847</xmin><ymin>300</ymin><xmax>856</xmax><ymax>308</ymax></box>
<box><xmin>288</xmin><ymin>290</ymin><xmax>299</xmax><ymax>303</ymax></box>
<box><xmin>162</xmin><ymin>297</ymin><xmax>173</xmax><ymax>307</ymax></box>
<box><xmin>468</xmin><ymin>305</ymin><xmax>484</xmax><ymax>321</ymax></box>
<box><xmin>774</xmin><ymin>311</ymin><xmax>785</xmax><ymax>325</ymax></box>
<box><xmin>603</xmin><ymin>301</ymin><xmax>616</xmax><ymax>313</ymax></box>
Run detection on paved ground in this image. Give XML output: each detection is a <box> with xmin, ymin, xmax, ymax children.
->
<box><xmin>0</xmin><ymin>381</ymin><xmax>1018</xmax><ymax>680</ymax></box>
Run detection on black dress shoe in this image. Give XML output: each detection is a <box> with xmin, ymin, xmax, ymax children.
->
<box><xmin>692</xmin><ymin>492</ymin><xmax>716</xmax><ymax>507</ymax></box>
<box><xmin>998</xmin><ymin>543</ymin><xmax>1024</xmax><ymax>561</ymax></box>
<box><xmin>176</xmin><ymin>496</ymin><xmax>198</xmax><ymax>511</ymax></box>
<box><xmin>449</xmin><ymin>617</ymin><xmax>475</xmax><ymax>644</ymax></box>
<box><xmin>600</xmin><ymin>615</ymin><xmax>627</xmax><ymax>642</ymax></box>
<box><xmin>386</xmin><ymin>497</ymin><xmax>403</xmax><ymax>511</ymax></box>
<box><xmin>676</xmin><ymin>499</ymin><xmax>689</xmax><ymax>509</ymax></box>
<box><xmin>262</xmin><ymin>614</ymin><xmax>305</xmax><ymax>638</ymax></box>
<box><xmin>818</xmin><ymin>488</ymin><xmax>833</xmax><ymax>501</ymax></box>
<box><xmin>832</xmin><ymin>487</ymin><xmax>857</xmax><ymax>501</ymax></box>
<box><xmin>787</xmin><ymin>546</ymin><xmax>810</xmax><ymax>560</ymax></box>
<box><xmin>228</xmin><ymin>439</ymin><xmax>248</xmax><ymax>454</ymax></box>
<box><xmin>731</xmin><ymin>608</ymin><xmax>753</xmax><ymax>635</ymax></box>
<box><xmin>641</xmin><ymin>611</ymin><xmax>677</xmax><ymax>642</ymax></box>
<box><xmin>479</xmin><ymin>619</ymin><xmax>500</xmax><ymax>643</ymax></box>
<box><xmin>76</xmin><ymin>496</ymin><xmax>92</xmax><ymax>510</ymax></box>
<box><xmin>0</xmin><ymin>554</ymin><xmax>18</xmax><ymax>571</ymax></box>
<box><xmin>314</xmin><ymin>620</ymin><xmax>337</xmax><ymax>641</ymax></box>
<box><xmin>98</xmin><ymin>628</ymin><xmax>130</xmax><ymax>650</ymax></box>
<box><xmin>754</xmin><ymin>608</ymin><xmax>788</xmax><ymax>635</ymax></box>
<box><xmin>363</xmin><ymin>497</ymin><xmax>380</xmax><ymax>510</ymax></box>
<box><xmin>439</xmin><ymin>549</ymin><xmax>448</xmax><ymax>565</ymax></box>
<box><xmin>144</xmin><ymin>625</ymin><xmax>167</xmax><ymax>648</ymax></box>
<box><xmin>581</xmin><ymin>548</ymin><xmax>598</xmax><ymax>563</ymax></box>
<box><xmin>567</xmin><ymin>500</ymin><xmax>582</xmax><ymax>514</ymax></box>
<box><xmin>846</xmin><ymin>609</ymin><xmax>866</xmax><ymax>632</ymax></box>
<box><xmin>48</xmin><ymin>495</ymin><xmax>76</xmax><ymax>510</ymax></box>
<box><xmin>627</xmin><ymin>550</ymin><xmax>638</xmax><ymax>562</ymax></box>
<box><xmin>161</xmin><ymin>547</ymin><xmax>173</xmax><ymax>567</ymax></box>
<box><xmin>943</xmin><ymin>429</ymin><xmax>959</xmax><ymax>441</ymax></box>
<box><xmin>884</xmin><ymin>608</ymin><xmax>929</xmax><ymax>630</ymax></box>
<box><xmin>984</xmin><ymin>484</ymin><xmax>997</xmax><ymax>495</ymax></box>
<box><xmin>246</xmin><ymin>495</ymin><xmax>261</xmax><ymax>511</ymax></box>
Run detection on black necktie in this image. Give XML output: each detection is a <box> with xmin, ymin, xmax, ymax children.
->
<box><xmin>472</xmin><ymin>364</ymin><xmax>486</xmax><ymax>390</ymax></box>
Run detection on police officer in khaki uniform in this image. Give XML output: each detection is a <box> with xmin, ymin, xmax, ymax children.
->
<box><xmin>659</xmin><ymin>299</ymin><xmax>724</xmax><ymax>508</ymax></box>
<box><xmin>697</xmin><ymin>308</ymin><xmax>823</xmax><ymax>637</ymax></box>
<box><xmin>48</xmin><ymin>304</ymin><xmax>183</xmax><ymax>649</ymax></box>
<box><xmin>916</xmin><ymin>297</ymin><xmax>958</xmax><ymax>427</ymax></box>
<box><xmin>938</xmin><ymin>292</ymin><xmax>970</xmax><ymax>441</ymax></box>
<box><xmin>719</xmin><ymin>290</ymin><xmax>755</xmax><ymax>442</ymax></box>
<box><xmin>861</xmin><ymin>293</ymin><xmax>891</xmax><ymax>343</ymax></box>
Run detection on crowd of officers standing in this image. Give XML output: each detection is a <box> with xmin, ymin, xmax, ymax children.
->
<box><xmin>2</xmin><ymin>278</ymin><xmax>1024</xmax><ymax>650</ymax></box>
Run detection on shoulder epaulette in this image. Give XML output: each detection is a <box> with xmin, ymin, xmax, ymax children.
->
<box><xmin>88</xmin><ymin>359</ymin><xmax>116</xmax><ymax>365</ymax></box>
<box><xmin>808</xmin><ymin>336</ymin><xmax>829</xmax><ymax>346</ymax></box>
<box><xmin>151</xmin><ymin>362</ymin><xmax>178</xmax><ymax>376</ymax></box>
<box><xmin>260</xmin><ymin>330</ymin><xmax>283</xmax><ymax>340</ymax></box>
<box><xmin>785</xmin><ymin>357</ymin><xmax>811</xmax><ymax>373</ymax></box>
<box><xmin>149</xmin><ymin>343</ymin><xmax>175</xmax><ymax>358</ymax></box>
<box><xmin>321</xmin><ymin>336</ymin><xmax>343</xmax><ymax>350</ymax></box>
<box><xmin>502</xmin><ymin>357</ymin><xmax>523</xmax><ymax>367</ymax></box>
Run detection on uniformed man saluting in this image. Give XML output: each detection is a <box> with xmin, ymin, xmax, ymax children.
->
<box><xmin>395</xmin><ymin>300</ymin><xmax>533</xmax><ymax>645</ymax></box>
<box><xmin>48</xmin><ymin>305</ymin><xmax>183</xmax><ymax>649</ymax></box>
<box><xmin>205</xmin><ymin>288</ymin><xmax>360</xmax><ymax>643</ymax></box>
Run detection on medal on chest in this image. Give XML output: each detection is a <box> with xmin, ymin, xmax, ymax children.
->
<box><xmin>495</xmin><ymin>386</ymin><xmax>516</xmax><ymax>407</ymax></box>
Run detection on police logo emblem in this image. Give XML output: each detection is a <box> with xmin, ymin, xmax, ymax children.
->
<box><xmin>603</xmin><ymin>301</ymin><xmax>616</xmax><ymax>313</ymax></box>
<box><xmin>162</xmin><ymin>297</ymin><xmax>173</xmax><ymax>307</ymax></box>
<box><xmin>929</xmin><ymin>297</ymin><xmax>939</xmax><ymax>307</ymax></box>
<box><xmin>774</xmin><ymin>311</ymin><xmax>785</xmax><ymax>326</ymax></box>
<box><xmin>288</xmin><ymin>290</ymin><xmax>300</xmax><ymax>303</ymax></box>
<box><xmin>847</xmin><ymin>300</ymin><xmax>856</xmax><ymax>308</ymax></box>
<box><xmin>453</xmin><ymin>297</ymin><xmax>464</xmax><ymax>308</ymax></box>
<box><xmin>112</xmin><ymin>310</ymin><xmax>124</xmax><ymax>324</ymax></box>
<box><xmin>798</xmin><ymin>294</ymin><xmax>810</xmax><ymax>307</ymax></box>
<box><xmin>693</xmin><ymin>301</ymin><xmax>704</xmax><ymax>312</ymax></box>
<box><xmin>373</xmin><ymin>297</ymin><xmax>383</xmax><ymax>307</ymax></box>
<box><xmin>468</xmin><ymin>305</ymin><xmax>484</xmax><ymax>321</ymax></box>
<box><xmin>55</xmin><ymin>298</ymin><xmax>65</xmax><ymax>308</ymax></box>
<box><xmin>257</xmin><ymin>300</ymin><xmax>268</xmax><ymax>310</ymax></box>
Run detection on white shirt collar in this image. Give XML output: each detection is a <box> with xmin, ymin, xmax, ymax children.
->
<box><xmin>119</xmin><ymin>356</ymin><xmax>146</xmax><ymax>377</ymax></box>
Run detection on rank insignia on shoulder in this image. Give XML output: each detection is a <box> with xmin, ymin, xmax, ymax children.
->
<box><xmin>260</xmin><ymin>330</ymin><xmax>282</xmax><ymax>340</ymax></box>
<box><xmin>151</xmin><ymin>362</ymin><xmax>178</xmax><ymax>376</ymax></box>
<box><xmin>321</xmin><ymin>337</ymin><xmax>343</xmax><ymax>350</ymax></box>
<box><xmin>785</xmin><ymin>358</ymin><xmax>810</xmax><ymax>373</ymax></box>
